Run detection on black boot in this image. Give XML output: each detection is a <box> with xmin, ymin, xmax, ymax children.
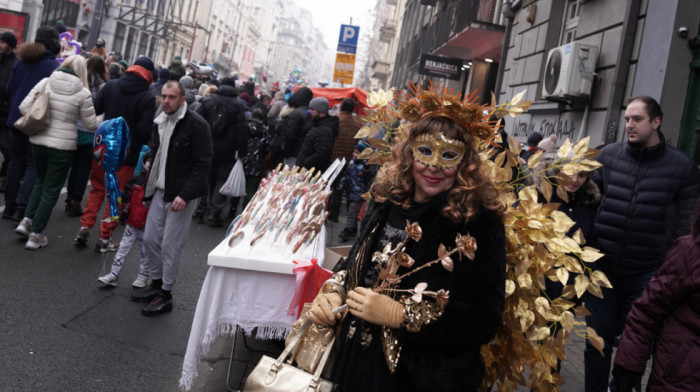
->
<box><xmin>131</xmin><ymin>280</ymin><xmax>162</xmax><ymax>303</ymax></box>
<box><xmin>141</xmin><ymin>290</ymin><xmax>173</xmax><ymax>316</ymax></box>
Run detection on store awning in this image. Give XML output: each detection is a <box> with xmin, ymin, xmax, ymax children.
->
<box><xmin>308</xmin><ymin>87</ymin><xmax>369</xmax><ymax>114</ymax></box>
<box><xmin>433</xmin><ymin>22</ymin><xmax>505</xmax><ymax>62</ymax></box>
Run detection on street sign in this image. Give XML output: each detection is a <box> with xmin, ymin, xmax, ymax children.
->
<box><xmin>337</xmin><ymin>24</ymin><xmax>360</xmax><ymax>54</ymax></box>
<box><xmin>333</xmin><ymin>53</ymin><xmax>356</xmax><ymax>85</ymax></box>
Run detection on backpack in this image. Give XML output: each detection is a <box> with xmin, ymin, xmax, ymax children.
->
<box><xmin>207</xmin><ymin>97</ymin><xmax>228</xmax><ymax>136</ymax></box>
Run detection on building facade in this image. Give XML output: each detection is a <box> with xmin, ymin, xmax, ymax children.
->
<box><xmin>499</xmin><ymin>0</ymin><xmax>700</xmax><ymax>160</ymax></box>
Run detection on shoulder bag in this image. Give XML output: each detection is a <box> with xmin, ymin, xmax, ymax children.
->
<box><xmin>243</xmin><ymin>316</ymin><xmax>337</xmax><ymax>392</ymax></box>
<box><xmin>14</xmin><ymin>80</ymin><xmax>51</xmax><ymax>136</ymax></box>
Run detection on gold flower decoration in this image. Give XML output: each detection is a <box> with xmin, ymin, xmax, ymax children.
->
<box><xmin>455</xmin><ymin>233</ymin><xmax>477</xmax><ymax>260</ymax></box>
<box><xmin>405</xmin><ymin>220</ymin><xmax>423</xmax><ymax>242</ymax></box>
<box><xmin>400</xmin><ymin>101</ymin><xmax>422</xmax><ymax>121</ymax></box>
<box><xmin>419</xmin><ymin>92</ymin><xmax>441</xmax><ymax>111</ymax></box>
<box><xmin>396</xmin><ymin>252</ymin><xmax>415</xmax><ymax>268</ymax></box>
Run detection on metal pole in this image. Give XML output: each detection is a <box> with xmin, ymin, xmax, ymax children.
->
<box><xmin>86</xmin><ymin>0</ymin><xmax>105</xmax><ymax>51</ymax></box>
<box><xmin>188</xmin><ymin>19</ymin><xmax>198</xmax><ymax>62</ymax></box>
<box><xmin>494</xmin><ymin>0</ymin><xmax>518</xmax><ymax>102</ymax></box>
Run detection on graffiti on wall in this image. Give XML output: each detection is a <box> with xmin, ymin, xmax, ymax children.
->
<box><xmin>507</xmin><ymin>113</ymin><xmax>580</xmax><ymax>143</ymax></box>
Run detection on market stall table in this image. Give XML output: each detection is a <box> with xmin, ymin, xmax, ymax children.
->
<box><xmin>179</xmin><ymin>227</ymin><xmax>327</xmax><ymax>390</ymax></box>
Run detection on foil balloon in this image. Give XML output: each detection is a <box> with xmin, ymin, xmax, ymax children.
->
<box><xmin>93</xmin><ymin>117</ymin><xmax>130</xmax><ymax>221</ymax></box>
<box><xmin>57</xmin><ymin>31</ymin><xmax>81</xmax><ymax>63</ymax></box>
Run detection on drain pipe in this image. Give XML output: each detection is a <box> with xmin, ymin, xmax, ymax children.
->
<box><xmin>494</xmin><ymin>0</ymin><xmax>521</xmax><ymax>102</ymax></box>
<box><xmin>602</xmin><ymin>0</ymin><xmax>643</xmax><ymax>144</ymax></box>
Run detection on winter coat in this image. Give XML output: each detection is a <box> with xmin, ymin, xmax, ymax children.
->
<box><xmin>279</xmin><ymin>87</ymin><xmax>313</xmax><ymax>158</ymax></box>
<box><xmin>168</xmin><ymin>61</ymin><xmax>186</xmax><ymax>81</ymax></box>
<box><xmin>331</xmin><ymin>111</ymin><xmax>363</xmax><ymax>162</ymax></box>
<box><xmin>614</xmin><ymin>200</ymin><xmax>700</xmax><ymax>391</ymax></box>
<box><xmin>0</xmin><ymin>51</ymin><xmax>17</xmax><ymax>120</ymax></box>
<box><xmin>591</xmin><ymin>135</ymin><xmax>700</xmax><ymax>275</ymax></box>
<box><xmin>5</xmin><ymin>43</ymin><xmax>59</xmax><ymax>127</ymax></box>
<box><xmin>296</xmin><ymin>114</ymin><xmax>339</xmax><ymax>171</ymax></box>
<box><xmin>94</xmin><ymin>71</ymin><xmax>156</xmax><ymax>167</ymax></box>
<box><xmin>146</xmin><ymin>107</ymin><xmax>212</xmax><ymax>203</ymax></box>
<box><xmin>243</xmin><ymin>118</ymin><xmax>269</xmax><ymax>177</ymax></box>
<box><xmin>339</xmin><ymin>159</ymin><xmax>373</xmax><ymax>202</ymax></box>
<box><xmin>196</xmin><ymin>84</ymin><xmax>248</xmax><ymax>163</ymax></box>
<box><xmin>333</xmin><ymin>194</ymin><xmax>506</xmax><ymax>391</ymax></box>
<box><xmin>19</xmin><ymin>70</ymin><xmax>99</xmax><ymax>150</ymax></box>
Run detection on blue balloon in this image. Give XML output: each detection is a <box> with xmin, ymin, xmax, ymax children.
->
<box><xmin>93</xmin><ymin>117</ymin><xmax>130</xmax><ymax>221</ymax></box>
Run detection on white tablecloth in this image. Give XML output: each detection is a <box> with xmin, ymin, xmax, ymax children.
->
<box><xmin>179</xmin><ymin>227</ymin><xmax>327</xmax><ymax>390</ymax></box>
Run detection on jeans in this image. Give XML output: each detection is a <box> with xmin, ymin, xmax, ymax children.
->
<box><xmin>66</xmin><ymin>143</ymin><xmax>94</xmax><ymax>203</ymax></box>
<box><xmin>4</xmin><ymin>128</ymin><xmax>36</xmax><ymax>212</ymax></box>
<box><xmin>584</xmin><ymin>265</ymin><xmax>657</xmax><ymax>392</ymax></box>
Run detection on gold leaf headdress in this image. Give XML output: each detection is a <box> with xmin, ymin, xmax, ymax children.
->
<box><xmin>387</xmin><ymin>81</ymin><xmax>499</xmax><ymax>146</ymax></box>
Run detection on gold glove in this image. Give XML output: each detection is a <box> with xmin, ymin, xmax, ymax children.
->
<box><xmin>308</xmin><ymin>292</ymin><xmax>343</xmax><ymax>327</ymax></box>
<box><xmin>347</xmin><ymin>287</ymin><xmax>402</xmax><ymax>328</ymax></box>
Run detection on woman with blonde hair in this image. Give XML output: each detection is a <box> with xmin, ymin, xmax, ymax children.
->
<box><xmin>309</xmin><ymin>86</ymin><xmax>507</xmax><ymax>391</ymax></box>
<box><xmin>14</xmin><ymin>54</ymin><xmax>100</xmax><ymax>249</ymax></box>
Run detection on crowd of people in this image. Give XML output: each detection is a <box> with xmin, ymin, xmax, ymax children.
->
<box><xmin>2</xmin><ymin>24</ymin><xmax>700</xmax><ymax>392</ymax></box>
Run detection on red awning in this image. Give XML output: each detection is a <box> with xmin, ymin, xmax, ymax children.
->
<box><xmin>308</xmin><ymin>87</ymin><xmax>369</xmax><ymax>114</ymax></box>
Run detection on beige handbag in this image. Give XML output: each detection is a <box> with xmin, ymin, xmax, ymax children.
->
<box><xmin>286</xmin><ymin>304</ymin><xmax>336</xmax><ymax>373</ymax></box>
<box><xmin>14</xmin><ymin>81</ymin><xmax>50</xmax><ymax>136</ymax></box>
<box><xmin>243</xmin><ymin>317</ymin><xmax>336</xmax><ymax>392</ymax></box>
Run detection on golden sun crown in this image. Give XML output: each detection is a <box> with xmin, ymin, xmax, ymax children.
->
<box><xmin>388</xmin><ymin>81</ymin><xmax>498</xmax><ymax>144</ymax></box>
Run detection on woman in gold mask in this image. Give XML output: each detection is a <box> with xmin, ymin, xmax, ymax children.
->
<box><xmin>308</xmin><ymin>86</ymin><xmax>507</xmax><ymax>391</ymax></box>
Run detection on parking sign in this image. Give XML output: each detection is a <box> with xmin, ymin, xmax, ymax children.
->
<box><xmin>337</xmin><ymin>24</ymin><xmax>360</xmax><ymax>54</ymax></box>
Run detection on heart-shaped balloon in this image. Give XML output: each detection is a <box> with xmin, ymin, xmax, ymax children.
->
<box><xmin>57</xmin><ymin>31</ymin><xmax>81</xmax><ymax>62</ymax></box>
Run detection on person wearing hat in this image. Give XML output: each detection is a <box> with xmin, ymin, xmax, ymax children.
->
<box><xmin>337</xmin><ymin>142</ymin><xmax>375</xmax><ymax>241</ymax></box>
<box><xmin>0</xmin><ymin>31</ymin><xmax>18</xmax><ymax>186</ymax></box>
<box><xmin>296</xmin><ymin>96</ymin><xmax>339</xmax><ymax>172</ymax></box>
<box><xmin>150</xmin><ymin>67</ymin><xmax>170</xmax><ymax>107</ymax></box>
<box><xmin>3</xmin><ymin>26</ymin><xmax>60</xmax><ymax>222</ymax></box>
<box><xmin>520</xmin><ymin>131</ymin><xmax>543</xmax><ymax>162</ymax></box>
<box><xmin>168</xmin><ymin>55</ymin><xmax>185</xmax><ymax>81</ymax></box>
<box><xmin>74</xmin><ymin>56</ymin><xmax>156</xmax><ymax>252</ymax></box>
<box><xmin>537</xmin><ymin>134</ymin><xmax>558</xmax><ymax>160</ymax></box>
<box><xmin>89</xmin><ymin>38</ymin><xmax>107</xmax><ymax>58</ymax></box>
<box><xmin>271</xmin><ymin>86</ymin><xmax>313</xmax><ymax>166</ymax></box>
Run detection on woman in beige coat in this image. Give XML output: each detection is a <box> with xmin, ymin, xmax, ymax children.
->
<box><xmin>15</xmin><ymin>55</ymin><xmax>100</xmax><ymax>249</ymax></box>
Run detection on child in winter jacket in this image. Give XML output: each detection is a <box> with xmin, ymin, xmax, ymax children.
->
<box><xmin>98</xmin><ymin>151</ymin><xmax>152</xmax><ymax>288</ymax></box>
<box><xmin>338</xmin><ymin>143</ymin><xmax>374</xmax><ymax>241</ymax></box>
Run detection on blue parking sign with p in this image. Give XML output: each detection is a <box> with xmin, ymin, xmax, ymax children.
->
<box><xmin>337</xmin><ymin>24</ymin><xmax>360</xmax><ymax>55</ymax></box>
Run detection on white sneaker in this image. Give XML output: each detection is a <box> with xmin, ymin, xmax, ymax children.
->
<box><xmin>132</xmin><ymin>274</ymin><xmax>150</xmax><ymax>288</ymax></box>
<box><xmin>15</xmin><ymin>218</ymin><xmax>32</xmax><ymax>237</ymax></box>
<box><xmin>98</xmin><ymin>273</ymin><xmax>118</xmax><ymax>287</ymax></box>
<box><xmin>25</xmin><ymin>232</ymin><xmax>48</xmax><ymax>250</ymax></box>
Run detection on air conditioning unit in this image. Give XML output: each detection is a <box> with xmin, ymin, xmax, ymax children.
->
<box><xmin>541</xmin><ymin>42</ymin><xmax>598</xmax><ymax>100</ymax></box>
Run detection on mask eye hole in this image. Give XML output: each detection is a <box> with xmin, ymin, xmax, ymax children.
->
<box><xmin>416</xmin><ymin>145</ymin><xmax>433</xmax><ymax>157</ymax></box>
<box><xmin>441</xmin><ymin>150</ymin><xmax>461</xmax><ymax>161</ymax></box>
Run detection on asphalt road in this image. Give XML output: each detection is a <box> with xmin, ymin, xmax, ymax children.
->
<box><xmin>0</xmin><ymin>192</ymin><xmax>223</xmax><ymax>391</ymax></box>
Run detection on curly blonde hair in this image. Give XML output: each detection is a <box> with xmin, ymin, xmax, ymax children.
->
<box><xmin>370</xmin><ymin>116</ymin><xmax>504</xmax><ymax>224</ymax></box>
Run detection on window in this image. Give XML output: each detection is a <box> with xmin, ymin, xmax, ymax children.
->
<box><xmin>562</xmin><ymin>0</ymin><xmax>580</xmax><ymax>44</ymax></box>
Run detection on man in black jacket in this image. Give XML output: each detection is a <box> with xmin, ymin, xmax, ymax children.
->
<box><xmin>297</xmin><ymin>97</ymin><xmax>339</xmax><ymax>172</ymax></box>
<box><xmin>273</xmin><ymin>86</ymin><xmax>312</xmax><ymax>166</ymax></box>
<box><xmin>584</xmin><ymin>96</ymin><xmax>700</xmax><ymax>392</ymax></box>
<box><xmin>195</xmin><ymin>77</ymin><xmax>247</xmax><ymax>226</ymax></box>
<box><xmin>0</xmin><ymin>31</ymin><xmax>17</xmax><ymax>186</ymax></box>
<box><xmin>75</xmin><ymin>56</ymin><xmax>156</xmax><ymax>252</ymax></box>
<box><xmin>132</xmin><ymin>81</ymin><xmax>212</xmax><ymax>316</ymax></box>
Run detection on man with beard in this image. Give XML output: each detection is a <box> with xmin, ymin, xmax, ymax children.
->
<box><xmin>296</xmin><ymin>97</ymin><xmax>338</xmax><ymax>172</ymax></box>
<box><xmin>585</xmin><ymin>96</ymin><xmax>700</xmax><ymax>392</ymax></box>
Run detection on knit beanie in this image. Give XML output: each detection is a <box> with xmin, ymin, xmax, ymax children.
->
<box><xmin>0</xmin><ymin>32</ymin><xmax>17</xmax><ymax>49</ymax></box>
<box><xmin>35</xmin><ymin>26</ymin><xmax>60</xmax><ymax>55</ymax></box>
<box><xmin>221</xmin><ymin>77</ymin><xmax>235</xmax><ymax>87</ymax></box>
<box><xmin>179</xmin><ymin>75</ymin><xmax>193</xmax><ymax>89</ymax></box>
<box><xmin>309</xmin><ymin>97</ymin><xmax>329</xmax><ymax>114</ymax></box>
<box><xmin>158</xmin><ymin>68</ymin><xmax>170</xmax><ymax>81</ymax></box>
<box><xmin>527</xmin><ymin>131</ymin><xmax>543</xmax><ymax>147</ymax></box>
<box><xmin>538</xmin><ymin>134</ymin><xmax>558</xmax><ymax>158</ymax></box>
<box><xmin>239</xmin><ymin>92</ymin><xmax>251</xmax><ymax>104</ymax></box>
<box><xmin>133</xmin><ymin>56</ymin><xmax>154</xmax><ymax>71</ymax></box>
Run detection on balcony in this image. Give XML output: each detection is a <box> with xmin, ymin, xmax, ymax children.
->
<box><xmin>372</xmin><ymin>61</ymin><xmax>391</xmax><ymax>80</ymax></box>
<box><xmin>380</xmin><ymin>22</ymin><xmax>397</xmax><ymax>43</ymax></box>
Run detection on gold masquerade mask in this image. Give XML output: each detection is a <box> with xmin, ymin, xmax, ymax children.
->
<box><xmin>412</xmin><ymin>133</ymin><xmax>466</xmax><ymax>169</ymax></box>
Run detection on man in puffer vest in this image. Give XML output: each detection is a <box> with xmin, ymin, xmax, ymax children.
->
<box><xmin>584</xmin><ymin>96</ymin><xmax>700</xmax><ymax>392</ymax></box>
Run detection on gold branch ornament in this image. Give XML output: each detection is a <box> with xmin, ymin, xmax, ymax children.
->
<box><xmin>357</xmin><ymin>82</ymin><xmax>610</xmax><ymax>391</ymax></box>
